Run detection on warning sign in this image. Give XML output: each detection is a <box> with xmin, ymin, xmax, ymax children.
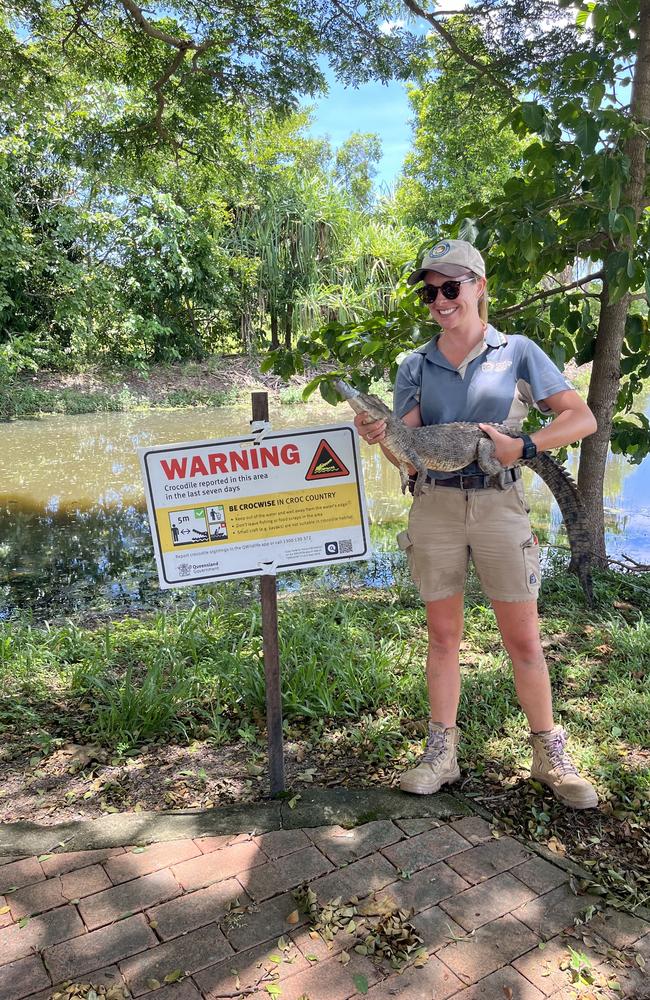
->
<box><xmin>138</xmin><ymin>424</ymin><xmax>370</xmax><ymax>588</ymax></box>
<box><xmin>305</xmin><ymin>440</ymin><xmax>350</xmax><ymax>480</ymax></box>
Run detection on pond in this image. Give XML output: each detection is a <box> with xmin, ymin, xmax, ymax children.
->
<box><xmin>1</xmin><ymin>396</ymin><xmax>649</xmax><ymax>617</ymax></box>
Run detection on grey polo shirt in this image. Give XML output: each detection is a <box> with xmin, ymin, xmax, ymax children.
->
<box><xmin>393</xmin><ymin>325</ymin><xmax>573</xmax><ymax>479</ymax></box>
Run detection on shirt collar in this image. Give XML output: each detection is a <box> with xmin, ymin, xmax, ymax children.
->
<box><xmin>423</xmin><ymin>324</ymin><xmax>505</xmax><ymax>368</ymax></box>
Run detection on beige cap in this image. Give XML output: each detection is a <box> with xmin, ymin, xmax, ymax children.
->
<box><xmin>407</xmin><ymin>239</ymin><xmax>486</xmax><ymax>284</ymax></box>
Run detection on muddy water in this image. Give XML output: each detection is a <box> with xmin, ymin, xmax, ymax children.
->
<box><xmin>1</xmin><ymin>398</ymin><xmax>649</xmax><ymax>616</ymax></box>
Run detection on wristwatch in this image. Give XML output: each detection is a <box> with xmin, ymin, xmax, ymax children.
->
<box><xmin>518</xmin><ymin>434</ymin><xmax>538</xmax><ymax>460</ymax></box>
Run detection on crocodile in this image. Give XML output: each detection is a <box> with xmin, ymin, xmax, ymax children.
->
<box><xmin>335</xmin><ymin>379</ymin><xmax>594</xmax><ymax>604</ymax></box>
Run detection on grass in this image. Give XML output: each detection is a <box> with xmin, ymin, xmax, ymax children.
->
<box><xmin>0</xmin><ymin>562</ymin><xmax>648</xmax><ymax>909</ymax></box>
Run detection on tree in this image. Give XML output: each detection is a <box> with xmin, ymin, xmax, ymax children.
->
<box><xmin>451</xmin><ymin>0</ymin><xmax>650</xmax><ymax>564</ymax></box>
<box><xmin>267</xmin><ymin>0</ymin><xmax>650</xmax><ymax>565</ymax></box>
<box><xmin>334</xmin><ymin>132</ymin><xmax>382</xmax><ymax>211</ymax></box>
<box><xmin>2</xmin><ymin>2</ymin><xmax>425</xmax><ymax>155</ymax></box>
<box><xmin>395</xmin><ymin>21</ymin><xmax>526</xmax><ymax>231</ymax></box>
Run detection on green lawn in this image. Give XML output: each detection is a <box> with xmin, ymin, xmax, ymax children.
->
<box><xmin>1</xmin><ymin>562</ymin><xmax>648</xmax><ymax>911</ymax></box>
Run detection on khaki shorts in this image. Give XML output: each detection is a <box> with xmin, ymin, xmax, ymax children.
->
<box><xmin>398</xmin><ymin>479</ymin><xmax>541</xmax><ymax>603</ymax></box>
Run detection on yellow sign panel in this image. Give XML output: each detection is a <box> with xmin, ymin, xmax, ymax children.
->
<box><xmin>156</xmin><ymin>483</ymin><xmax>361</xmax><ymax>552</ymax></box>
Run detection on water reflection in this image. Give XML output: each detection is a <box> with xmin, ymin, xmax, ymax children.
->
<box><xmin>1</xmin><ymin>397</ymin><xmax>649</xmax><ymax>617</ymax></box>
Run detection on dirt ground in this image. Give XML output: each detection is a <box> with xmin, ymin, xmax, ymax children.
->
<box><xmin>21</xmin><ymin>356</ymin><xmax>329</xmax><ymax>404</ymax></box>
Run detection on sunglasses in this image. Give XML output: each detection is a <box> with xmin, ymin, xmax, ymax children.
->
<box><xmin>416</xmin><ymin>276</ymin><xmax>476</xmax><ymax>304</ymax></box>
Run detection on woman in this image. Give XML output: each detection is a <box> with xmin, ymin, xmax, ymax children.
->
<box><xmin>355</xmin><ymin>238</ymin><xmax>598</xmax><ymax>809</ymax></box>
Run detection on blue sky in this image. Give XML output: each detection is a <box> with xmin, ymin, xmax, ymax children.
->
<box><xmin>304</xmin><ymin>71</ymin><xmax>414</xmax><ymax>193</ymax></box>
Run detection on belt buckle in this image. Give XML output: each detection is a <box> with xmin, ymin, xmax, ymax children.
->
<box><xmin>458</xmin><ymin>473</ymin><xmax>470</xmax><ymax>490</ymax></box>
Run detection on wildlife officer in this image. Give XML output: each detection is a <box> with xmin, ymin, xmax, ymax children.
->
<box><xmin>355</xmin><ymin>238</ymin><xmax>599</xmax><ymax>809</ymax></box>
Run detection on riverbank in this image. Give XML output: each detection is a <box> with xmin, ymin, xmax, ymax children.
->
<box><xmin>0</xmin><ymin>357</ymin><xmax>334</xmax><ymax>420</ymax></box>
<box><xmin>1</xmin><ymin>564</ymin><xmax>648</xmax><ymax>912</ymax></box>
<box><xmin>1</xmin><ymin>355</ymin><xmax>589</xmax><ymax>420</ymax></box>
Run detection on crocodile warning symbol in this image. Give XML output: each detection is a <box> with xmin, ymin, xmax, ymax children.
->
<box><xmin>305</xmin><ymin>439</ymin><xmax>350</xmax><ymax>480</ymax></box>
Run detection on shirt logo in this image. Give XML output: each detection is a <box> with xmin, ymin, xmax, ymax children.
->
<box><xmin>481</xmin><ymin>360</ymin><xmax>512</xmax><ymax>373</ymax></box>
<box><xmin>428</xmin><ymin>241</ymin><xmax>451</xmax><ymax>258</ymax></box>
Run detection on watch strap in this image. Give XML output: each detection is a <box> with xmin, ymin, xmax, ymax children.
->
<box><xmin>519</xmin><ymin>434</ymin><xmax>537</xmax><ymax>459</ymax></box>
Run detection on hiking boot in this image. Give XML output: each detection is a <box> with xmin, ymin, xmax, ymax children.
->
<box><xmin>529</xmin><ymin>726</ymin><xmax>598</xmax><ymax>809</ymax></box>
<box><xmin>400</xmin><ymin>722</ymin><xmax>460</xmax><ymax>795</ymax></box>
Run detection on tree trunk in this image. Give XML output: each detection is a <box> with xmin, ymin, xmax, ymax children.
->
<box><xmin>579</xmin><ymin>282</ymin><xmax>630</xmax><ymax>564</ymax></box>
<box><xmin>577</xmin><ymin>0</ymin><xmax>650</xmax><ymax>563</ymax></box>
<box><xmin>270</xmin><ymin>307</ymin><xmax>279</xmax><ymax>350</ymax></box>
<box><xmin>283</xmin><ymin>301</ymin><xmax>294</xmax><ymax>350</ymax></box>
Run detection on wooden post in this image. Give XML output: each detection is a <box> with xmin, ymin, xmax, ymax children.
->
<box><xmin>251</xmin><ymin>391</ymin><xmax>286</xmax><ymax>795</ymax></box>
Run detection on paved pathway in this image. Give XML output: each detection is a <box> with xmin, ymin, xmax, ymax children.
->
<box><xmin>0</xmin><ymin>813</ymin><xmax>648</xmax><ymax>1000</ymax></box>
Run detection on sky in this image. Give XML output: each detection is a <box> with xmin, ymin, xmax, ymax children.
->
<box><xmin>304</xmin><ymin>71</ymin><xmax>414</xmax><ymax>193</ymax></box>
<box><xmin>303</xmin><ymin>3</ymin><xmax>468</xmax><ymax>191</ymax></box>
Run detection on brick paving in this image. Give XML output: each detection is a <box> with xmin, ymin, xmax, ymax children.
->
<box><xmin>0</xmin><ymin>815</ymin><xmax>646</xmax><ymax>1000</ymax></box>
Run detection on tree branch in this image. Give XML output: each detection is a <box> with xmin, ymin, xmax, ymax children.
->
<box><xmin>400</xmin><ymin>0</ymin><xmax>516</xmax><ymax>102</ymax></box>
<box><xmin>120</xmin><ymin>0</ymin><xmax>196</xmax><ymax>50</ymax></box>
<box><xmin>629</xmin><ymin>292</ymin><xmax>649</xmax><ymax>302</ymax></box>
<box><xmin>331</xmin><ymin>0</ymin><xmax>382</xmax><ymax>42</ymax></box>
<box><xmin>494</xmin><ymin>271</ymin><xmax>605</xmax><ymax>318</ymax></box>
<box><xmin>153</xmin><ymin>48</ymin><xmax>187</xmax><ymax>137</ymax></box>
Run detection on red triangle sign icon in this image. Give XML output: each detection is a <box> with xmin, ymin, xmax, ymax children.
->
<box><xmin>305</xmin><ymin>439</ymin><xmax>350</xmax><ymax>480</ymax></box>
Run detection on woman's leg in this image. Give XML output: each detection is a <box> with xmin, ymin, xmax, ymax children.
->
<box><xmin>425</xmin><ymin>592</ymin><xmax>465</xmax><ymax>726</ymax></box>
<box><xmin>492</xmin><ymin>598</ymin><xmax>598</xmax><ymax>808</ymax></box>
<box><xmin>491</xmin><ymin>599</ymin><xmax>554</xmax><ymax>733</ymax></box>
<box><xmin>400</xmin><ymin>592</ymin><xmax>464</xmax><ymax>795</ymax></box>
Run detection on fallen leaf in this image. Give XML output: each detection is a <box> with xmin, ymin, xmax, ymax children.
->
<box><xmin>286</xmin><ymin>909</ymin><xmax>300</xmax><ymax>924</ymax></box>
<box><xmin>353</xmin><ymin>972</ymin><xmax>369</xmax><ymax>995</ymax></box>
<box><xmin>163</xmin><ymin>968</ymin><xmax>183</xmax><ymax>983</ymax></box>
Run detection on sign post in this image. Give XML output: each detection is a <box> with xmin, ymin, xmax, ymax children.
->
<box><xmin>252</xmin><ymin>392</ymin><xmax>285</xmax><ymax>794</ymax></box>
<box><xmin>138</xmin><ymin>398</ymin><xmax>371</xmax><ymax>798</ymax></box>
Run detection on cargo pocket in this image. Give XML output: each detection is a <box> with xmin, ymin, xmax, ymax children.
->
<box><xmin>396</xmin><ymin>530</ymin><xmax>421</xmax><ymax>588</ymax></box>
<box><xmin>521</xmin><ymin>534</ymin><xmax>541</xmax><ymax>594</ymax></box>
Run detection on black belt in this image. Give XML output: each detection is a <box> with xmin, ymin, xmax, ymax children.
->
<box><xmin>408</xmin><ymin>467</ymin><xmax>520</xmax><ymax>493</ymax></box>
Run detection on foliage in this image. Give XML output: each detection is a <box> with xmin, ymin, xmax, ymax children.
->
<box><xmin>334</xmin><ymin>132</ymin><xmax>383</xmax><ymax>211</ymax></box>
<box><xmin>264</xmin><ymin>0</ymin><xmax>650</xmax><ymax>562</ymax></box>
<box><xmin>395</xmin><ymin>18</ymin><xmax>526</xmax><ymax>231</ymax></box>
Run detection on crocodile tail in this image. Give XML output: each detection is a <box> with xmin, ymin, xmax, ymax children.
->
<box><xmin>526</xmin><ymin>453</ymin><xmax>594</xmax><ymax>605</ymax></box>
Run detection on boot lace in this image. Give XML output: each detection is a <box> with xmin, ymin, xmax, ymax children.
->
<box><xmin>542</xmin><ymin>729</ymin><xmax>579</xmax><ymax>776</ymax></box>
<box><xmin>420</xmin><ymin>726</ymin><xmax>449</xmax><ymax>769</ymax></box>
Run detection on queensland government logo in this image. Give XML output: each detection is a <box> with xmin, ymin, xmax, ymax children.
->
<box><xmin>428</xmin><ymin>240</ymin><xmax>451</xmax><ymax>258</ymax></box>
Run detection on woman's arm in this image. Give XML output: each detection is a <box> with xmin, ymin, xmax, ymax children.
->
<box><xmin>478</xmin><ymin>389</ymin><xmax>597</xmax><ymax>466</ymax></box>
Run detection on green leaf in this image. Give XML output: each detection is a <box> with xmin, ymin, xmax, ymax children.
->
<box><xmin>588</xmin><ymin>82</ymin><xmax>606</xmax><ymax>112</ymax></box>
<box><xmin>574</xmin><ymin>114</ymin><xmax>599</xmax><ymax>154</ymax></box>
<box><xmin>319</xmin><ymin>381</ymin><xmax>339</xmax><ymax>406</ymax></box>
<box><xmin>520</xmin><ymin>101</ymin><xmax>546</xmax><ymax>134</ymax></box>
<box><xmin>353</xmin><ymin>973</ymin><xmax>369</xmax><ymax>994</ymax></box>
<box><xmin>163</xmin><ymin>969</ymin><xmax>183</xmax><ymax>983</ymax></box>
<box><xmin>266</xmin><ymin>985</ymin><xmax>282</xmax><ymax>996</ymax></box>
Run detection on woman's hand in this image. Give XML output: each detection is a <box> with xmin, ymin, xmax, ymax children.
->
<box><xmin>478</xmin><ymin>423</ymin><xmax>524</xmax><ymax>466</ymax></box>
<box><xmin>354</xmin><ymin>410</ymin><xmax>387</xmax><ymax>445</ymax></box>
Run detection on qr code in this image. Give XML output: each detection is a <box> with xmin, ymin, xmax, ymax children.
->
<box><xmin>177</xmin><ymin>563</ymin><xmax>192</xmax><ymax>578</ymax></box>
<box><xmin>339</xmin><ymin>539</ymin><xmax>353</xmax><ymax>554</ymax></box>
